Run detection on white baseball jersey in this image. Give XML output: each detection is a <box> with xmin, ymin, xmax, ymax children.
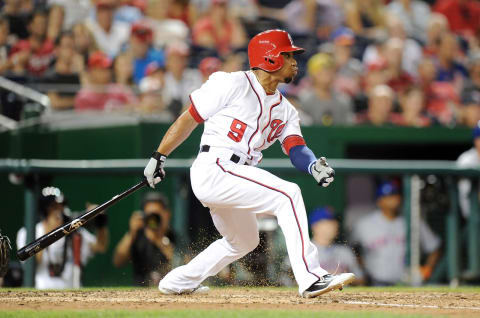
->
<box><xmin>189</xmin><ymin>70</ymin><xmax>305</xmax><ymax>165</ymax></box>
<box><xmin>457</xmin><ymin>147</ymin><xmax>480</xmax><ymax>218</ymax></box>
<box><xmin>159</xmin><ymin>70</ymin><xmax>330</xmax><ymax>295</ymax></box>
<box><xmin>352</xmin><ymin>210</ymin><xmax>440</xmax><ymax>284</ymax></box>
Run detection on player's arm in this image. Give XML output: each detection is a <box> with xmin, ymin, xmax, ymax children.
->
<box><xmin>282</xmin><ymin>134</ymin><xmax>335</xmax><ymax>187</ymax></box>
<box><xmin>143</xmin><ymin>108</ymin><xmax>199</xmax><ymax>188</ymax></box>
<box><xmin>289</xmin><ymin>144</ymin><xmax>334</xmax><ymax>187</ymax></box>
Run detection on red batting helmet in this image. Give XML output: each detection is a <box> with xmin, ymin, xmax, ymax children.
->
<box><xmin>248</xmin><ymin>29</ymin><xmax>304</xmax><ymax>72</ymax></box>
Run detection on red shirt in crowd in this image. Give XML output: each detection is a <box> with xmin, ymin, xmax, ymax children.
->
<box><xmin>434</xmin><ymin>0</ymin><xmax>480</xmax><ymax>36</ymax></box>
<box><xmin>193</xmin><ymin>17</ymin><xmax>234</xmax><ymax>56</ymax></box>
<box><xmin>74</xmin><ymin>84</ymin><xmax>138</xmax><ymax>111</ymax></box>
<box><xmin>424</xmin><ymin>81</ymin><xmax>459</xmax><ymax>125</ymax></box>
<box><xmin>388</xmin><ymin>73</ymin><xmax>414</xmax><ymax>94</ymax></box>
<box><xmin>9</xmin><ymin>39</ymin><xmax>55</xmax><ymax>76</ymax></box>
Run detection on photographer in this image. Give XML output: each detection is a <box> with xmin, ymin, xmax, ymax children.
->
<box><xmin>113</xmin><ymin>192</ymin><xmax>173</xmax><ymax>286</ymax></box>
<box><xmin>16</xmin><ymin>186</ymin><xmax>108</xmax><ymax>289</ymax></box>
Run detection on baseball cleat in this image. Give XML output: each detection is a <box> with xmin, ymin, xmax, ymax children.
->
<box><xmin>301</xmin><ymin>273</ymin><xmax>355</xmax><ymax>298</ymax></box>
<box><xmin>159</xmin><ymin>284</ymin><xmax>210</xmax><ymax>295</ymax></box>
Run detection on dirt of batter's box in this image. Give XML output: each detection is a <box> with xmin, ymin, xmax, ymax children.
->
<box><xmin>1</xmin><ymin>288</ymin><xmax>479</xmax><ymax>317</ymax></box>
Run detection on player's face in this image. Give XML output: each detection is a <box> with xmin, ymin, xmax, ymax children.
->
<box><xmin>277</xmin><ymin>52</ymin><xmax>298</xmax><ymax>84</ymax></box>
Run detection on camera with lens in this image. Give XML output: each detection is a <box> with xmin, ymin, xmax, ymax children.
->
<box><xmin>144</xmin><ymin>213</ymin><xmax>162</xmax><ymax>231</ymax></box>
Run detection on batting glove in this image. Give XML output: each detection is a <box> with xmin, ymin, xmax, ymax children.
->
<box><xmin>144</xmin><ymin>151</ymin><xmax>166</xmax><ymax>188</ymax></box>
<box><xmin>311</xmin><ymin>157</ymin><xmax>335</xmax><ymax>187</ymax></box>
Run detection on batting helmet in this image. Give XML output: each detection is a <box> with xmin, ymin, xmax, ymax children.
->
<box><xmin>248</xmin><ymin>29</ymin><xmax>304</xmax><ymax>72</ymax></box>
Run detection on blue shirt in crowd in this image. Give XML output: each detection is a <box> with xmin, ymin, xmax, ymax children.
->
<box><xmin>133</xmin><ymin>48</ymin><xmax>165</xmax><ymax>84</ymax></box>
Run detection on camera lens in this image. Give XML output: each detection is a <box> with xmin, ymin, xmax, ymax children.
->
<box><xmin>144</xmin><ymin>213</ymin><xmax>162</xmax><ymax>230</ymax></box>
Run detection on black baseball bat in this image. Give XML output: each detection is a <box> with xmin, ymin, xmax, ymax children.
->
<box><xmin>17</xmin><ymin>179</ymin><xmax>148</xmax><ymax>261</ymax></box>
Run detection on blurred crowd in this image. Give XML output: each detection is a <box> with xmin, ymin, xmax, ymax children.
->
<box><xmin>1</xmin><ymin>0</ymin><xmax>480</xmax><ymax>126</ymax></box>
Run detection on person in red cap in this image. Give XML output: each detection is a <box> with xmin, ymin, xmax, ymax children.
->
<box><xmin>129</xmin><ymin>21</ymin><xmax>165</xmax><ymax>84</ymax></box>
<box><xmin>143</xmin><ymin>29</ymin><xmax>354</xmax><ymax>298</ymax></box>
<box><xmin>198</xmin><ymin>56</ymin><xmax>222</xmax><ymax>82</ymax></box>
<box><xmin>74</xmin><ymin>51</ymin><xmax>137</xmax><ymax>111</ymax></box>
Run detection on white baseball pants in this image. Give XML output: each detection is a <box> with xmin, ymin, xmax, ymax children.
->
<box><xmin>159</xmin><ymin>148</ymin><xmax>328</xmax><ymax>293</ymax></box>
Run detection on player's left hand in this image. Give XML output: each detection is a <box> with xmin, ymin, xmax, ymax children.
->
<box><xmin>311</xmin><ymin>157</ymin><xmax>335</xmax><ymax>187</ymax></box>
<box><xmin>144</xmin><ymin>151</ymin><xmax>166</xmax><ymax>188</ymax></box>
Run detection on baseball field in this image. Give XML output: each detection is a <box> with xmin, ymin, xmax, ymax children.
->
<box><xmin>1</xmin><ymin>286</ymin><xmax>479</xmax><ymax>318</ymax></box>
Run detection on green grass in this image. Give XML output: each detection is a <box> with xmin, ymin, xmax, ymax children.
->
<box><xmin>0</xmin><ymin>310</ymin><xmax>448</xmax><ymax>318</ymax></box>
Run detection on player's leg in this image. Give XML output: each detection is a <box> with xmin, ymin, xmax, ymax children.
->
<box><xmin>159</xmin><ymin>207</ymin><xmax>259</xmax><ymax>293</ymax></box>
<box><xmin>206</xmin><ymin>161</ymin><xmax>329</xmax><ymax>293</ymax></box>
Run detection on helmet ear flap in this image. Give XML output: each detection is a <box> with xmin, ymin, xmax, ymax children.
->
<box><xmin>263</xmin><ymin>54</ymin><xmax>284</xmax><ymax>72</ymax></box>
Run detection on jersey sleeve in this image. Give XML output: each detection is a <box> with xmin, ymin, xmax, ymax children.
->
<box><xmin>189</xmin><ymin>71</ymin><xmax>240</xmax><ymax>123</ymax></box>
<box><xmin>279</xmin><ymin>103</ymin><xmax>305</xmax><ymax>155</ymax></box>
<box><xmin>79</xmin><ymin>228</ymin><xmax>97</xmax><ymax>265</ymax></box>
<box><xmin>419</xmin><ymin>220</ymin><xmax>441</xmax><ymax>254</ymax></box>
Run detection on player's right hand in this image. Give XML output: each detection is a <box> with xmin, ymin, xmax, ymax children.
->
<box><xmin>311</xmin><ymin>157</ymin><xmax>335</xmax><ymax>187</ymax></box>
<box><xmin>144</xmin><ymin>151</ymin><xmax>166</xmax><ymax>188</ymax></box>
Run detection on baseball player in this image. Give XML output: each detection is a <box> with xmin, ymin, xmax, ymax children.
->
<box><xmin>457</xmin><ymin>121</ymin><xmax>480</xmax><ymax>219</ymax></box>
<box><xmin>143</xmin><ymin>29</ymin><xmax>355</xmax><ymax>298</ymax></box>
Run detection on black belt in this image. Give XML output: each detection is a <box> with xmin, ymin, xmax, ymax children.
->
<box><xmin>200</xmin><ymin>145</ymin><xmax>241</xmax><ymax>164</ymax></box>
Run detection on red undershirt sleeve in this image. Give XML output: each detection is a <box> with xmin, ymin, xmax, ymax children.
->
<box><xmin>188</xmin><ymin>102</ymin><xmax>204</xmax><ymax>124</ymax></box>
<box><xmin>282</xmin><ymin>135</ymin><xmax>306</xmax><ymax>156</ymax></box>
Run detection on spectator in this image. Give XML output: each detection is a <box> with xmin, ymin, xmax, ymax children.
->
<box><xmin>9</xmin><ymin>9</ymin><xmax>55</xmax><ymax>76</ymax></box>
<box><xmin>0</xmin><ymin>15</ymin><xmax>11</xmax><ymax>74</ymax></box>
<box><xmin>434</xmin><ymin>0</ymin><xmax>480</xmax><ymax>37</ymax></box>
<box><xmin>113</xmin><ymin>53</ymin><xmax>134</xmax><ymax>86</ymax></box>
<box><xmin>43</xmin><ymin>31</ymin><xmax>84</xmax><ymax>111</ymax></box>
<box><xmin>330</xmin><ymin>27</ymin><xmax>363</xmax><ymax>98</ymax></box>
<box><xmin>72</xmin><ymin>23</ymin><xmax>99</xmax><ymax>64</ymax></box>
<box><xmin>457</xmin><ymin>122</ymin><xmax>480</xmax><ymax>218</ymax></box>
<box><xmin>383</xmin><ymin>38</ymin><xmax>414</xmax><ymax>94</ymax></box>
<box><xmin>423</xmin><ymin>13</ymin><xmax>449</xmax><ymax>57</ymax></box>
<box><xmin>198</xmin><ymin>56</ymin><xmax>222</xmax><ymax>83</ymax></box>
<box><xmin>46</xmin><ymin>0</ymin><xmax>91</xmax><ymax>36</ymax></box>
<box><xmin>352</xmin><ymin>181</ymin><xmax>441</xmax><ymax>286</ymax></box>
<box><xmin>345</xmin><ymin>0</ymin><xmax>386</xmax><ymax>40</ymax></box>
<box><xmin>357</xmin><ymin>84</ymin><xmax>394</xmax><ymax>126</ymax></box>
<box><xmin>129</xmin><ymin>20</ymin><xmax>165</xmax><ymax>85</ymax></box>
<box><xmin>162</xmin><ymin>41</ymin><xmax>202</xmax><ymax>117</ymax></box>
<box><xmin>74</xmin><ymin>51</ymin><xmax>137</xmax><ymax>111</ymax></box>
<box><xmin>113</xmin><ymin>191</ymin><xmax>173</xmax><ymax>286</ymax></box>
<box><xmin>137</xmin><ymin>61</ymin><xmax>172</xmax><ymax>117</ymax></box>
<box><xmin>299</xmin><ymin>52</ymin><xmax>354</xmax><ymax>126</ymax></box>
<box><xmin>386</xmin><ymin>0</ymin><xmax>431</xmax><ymax>43</ymax></box>
<box><xmin>434</xmin><ymin>32</ymin><xmax>468</xmax><ymax>91</ymax></box>
<box><xmin>363</xmin><ymin>16</ymin><xmax>422</xmax><ymax>77</ymax></box>
<box><xmin>418</xmin><ymin>57</ymin><xmax>460</xmax><ymax>126</ymax></box>
<box><xmin>307</xmin><ymin>207</ymin><xmax>365</xmax><ymax>284</ymax></box>
<box><xmin>16</xmin><ymin>186</ymin><xmax>108</xmax><ymax>289</ymax></box>
<box><xmin>386</xmin><ymin>16</ymin><xmax>422</xmax><ymax>77</ymax></box>
<box><xmin>393</xmin><ymin>86</ymin><xmax>431</xmax><ymax>127</ymax></box>
<box><xmin>192</xmin><ymin>0</ymin><xmax>247</xmax><ymax>57</ymax></box>
<box><xmin>2</xmin><ymin>0</ymin><xmax>32</xmax><ymax>40</ymax></box>
<box><xmin>46</xmin><ymin>3</ymin><xmax>64</xmax><ymax>41</ymax></box>
<box><xmin>460</xmin><ymin>54</ymin><xmax>480</xmax><ymax>124</ymax></box>
<box><xmin>284</xmin><ymin>0</ymin><xmax>345</xmax><ymax>40</ymax></box>
<box><xmin>166</xmin><ymin>0</ymin><xmax>198</xmax><ymax>28</ymax></box>
<box><xmin>460</xmin><ymin>96</ymin><xmax>480</xmax><ymax>128</ymax></box>
<box><xmin>85</xmin><ymin>0</ymin><xmax>130</xmax><ymax>58</ymax></box>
